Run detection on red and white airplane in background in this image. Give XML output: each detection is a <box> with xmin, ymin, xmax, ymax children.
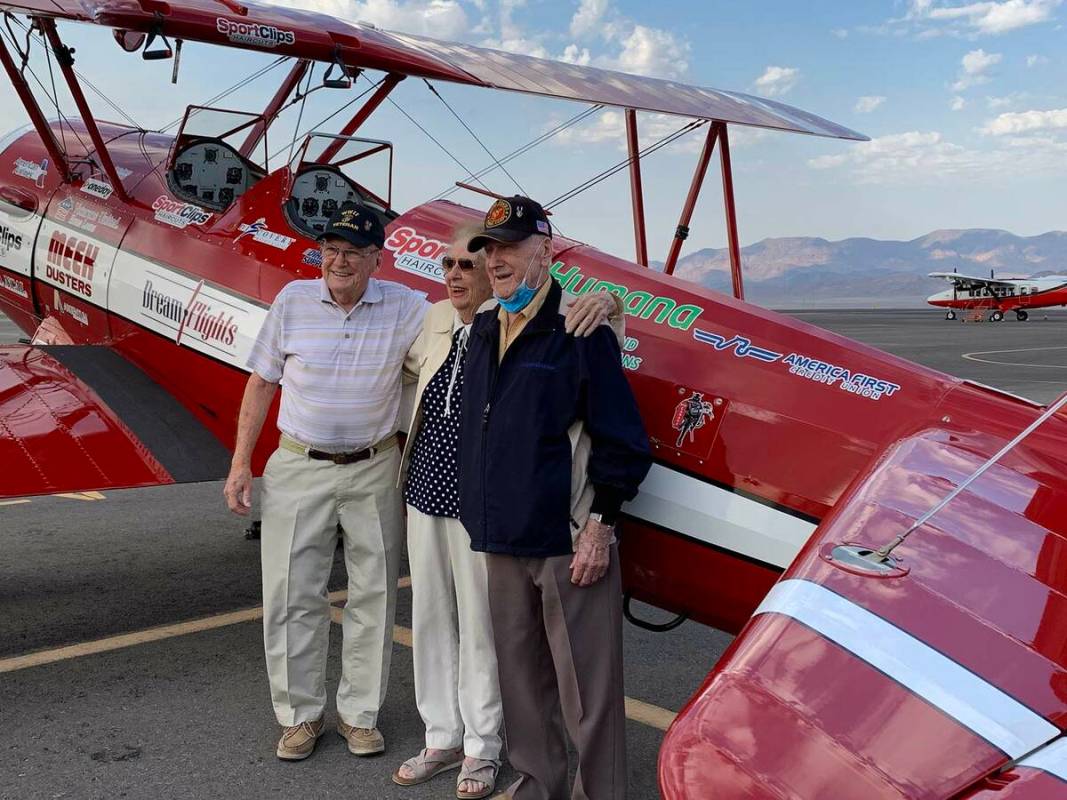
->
<box><xmin>928</xmin><ymin>269</ymin><xmax>1067</xmax><ymax>321</ymax></box>
<box><xmin>2</xmin><ymin>1</ymin><xmax>1067</xmax><ymax>798</ymax></box>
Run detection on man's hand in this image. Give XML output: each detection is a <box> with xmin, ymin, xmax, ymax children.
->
<box><xmin>564</xmin><ymin>291</ymin><xmax>621</xmax><ymax>337</ymax></box>
<box><xmin>570</xmin><ymin>517</ymin><xmax>614</xmax><ymax>586</ymax></box>
<box><xmin>224</xmin><ymin>463</ymin><xmax>254</xmax><ymax>516</ymax></box>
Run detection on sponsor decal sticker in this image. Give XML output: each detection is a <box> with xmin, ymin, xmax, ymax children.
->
<box><xmin>53</xmin><ymin>289</ymin><xmax>88</xmax><ymax>326</ymax></box>
<box><xmin>302</xmin><ymin>248</ymin><xmax>323</xmax><ymax>267</ymax></box>
<box><xmin>0</xmin><ymin>273</ymin><xmax>28</xmax><ymax>299</ymax></box>
<box><xmin>692</xmin><ymin>327</ymin><xmax>902</xmax><ymax>401</ymax></box>
<box><xmin>236</xmin><ymin>217</ymin><xmax>294</xmax><ymax>250</ymax></box>
<box><xmin>80</xmin><ymin>178</ymin><xmax>114</xmax><ymax>200</ymax></box>
<box><xmin>549</xmin><ymin>261</ymin><xmax>704</xmax><ymax>331</ymax></box>
<box><xmin>13</xmin><ymin>157</ymin><xmax>47</xmax><ymax>187</ymax></box>
<box><xmin>153</xmin><ymin>196</ymin><xmax>213</xmax><ymax>229</ymax></box>
<box><xmin>141</xmin><ymin>275</ymin><xmax>239</xmax><ymax>350</ymax></box>
<box><xmin>384</xmin><ymin>226</ymin><xmax>447</xmax><ymax>284</ymax></box>
<box><xmin>216</xmin><ymin>17</ymin><xmax>296</xmax><ymax>48</ymax></box>
<box><xmin>54</xmin><ymin>196</ymin><xmax>74</xmax><ymax>222</ymax></box>
<box><xmin>44</xmin><ymin>229</ymin><xmax>99</xmax><ymax>299</ymax></box>
<box><xmin>621</xmin><ymin>336</ymin><xmax>642</xmax><ymax>371</ymax></box>
<box><xmin>671</xmin><ymin>392</ymin><xmax>715</xmax><ymax>447</ymax></box>
<box><xmin>0</xmin><ymin>224</ymin><xmax>23</xmax><ymax>256</ymax></box>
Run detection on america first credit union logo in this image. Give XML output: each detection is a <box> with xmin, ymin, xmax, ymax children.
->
<box><xmin>485</xmin><ymin>199</ymin><xmax>511</xmax><ymax>228</ymax></box>
<box><xmin>672</xmin><ymin>392</ymin><xmax>714</xmax><ymax>447</ymax></box>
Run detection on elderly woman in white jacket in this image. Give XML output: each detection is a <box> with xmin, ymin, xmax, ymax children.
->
<box><xmin>395</xmin><ymin>223</ymin><xmax>621</xmax><ymax>799</ymax></box>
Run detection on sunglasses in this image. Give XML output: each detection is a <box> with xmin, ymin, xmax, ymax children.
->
<box><xmin>441</xmin><ymin>256</ymin><xmax>477</xmax><ymax>272</ymax></box>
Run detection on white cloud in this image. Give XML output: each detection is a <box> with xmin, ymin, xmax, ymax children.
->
<box><xmin>831</xmin><ymin>27</ymin><xmax>849</xmax><ymax>38</ymax></box>
<box><xmin>272</xmin><ymin>0</ymin><xmax>469</xmax><ymax>37</ymax></box>
<box><xmin>1026</xmin><ymin>53</ymin><xmax>1049</xmax><ymax>66</ymax></box>
<box><xmin>855</xmin><ymin>95</ymin><xmax>887</xmax><ymax>113</ymax></box>
<box><xmin>898</xmin><ymin>0</ymin><xmax>1062</xmax><ymax>36</ymax></box>
<box><xmin>986</xmin><ymin>93</ymin><xmax>1025</xmax><ymax>108</ymax></box>
<box><xmin>807</xmin><ymin>130</ymin><xmax>992</xmax><ymax>182</ymax></box>
<box><xmin>570</xmin><ymin>0</ymin><xmax>610</xmax><ymax>38</ymax></box>
<box><xmin>982</xmin><ymin>107</ymin><xmax>1067</xmax><ymax>134</ymax></box>
<box><xmin>753</xmin><ymin>66</ymin><xmax>800</xmax><ymax>98</ymax></box>
<box><xmin>951</xmin><ymin>48</ymin><xmax>1001</xmax><ymax>90</ymax></box>
<box><xmin>598</xmin><ymin>24</ymin><xmax>689</xmax><ymax>79</ymax></box>
<box><xmin>951</xmin><ymin>95</ymin><xmax>967</xmax><ymax>110</ymax></box>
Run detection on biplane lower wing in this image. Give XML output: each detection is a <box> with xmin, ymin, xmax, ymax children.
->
<box><xmin>659</xmin><ymin>411</ymin><xmax>1067</xmax><ymax>798</ymax></box>
<box><xmin>0</xmin><ymin>344</ymin><xmax>231</xmax><ymax>498</ymax></box>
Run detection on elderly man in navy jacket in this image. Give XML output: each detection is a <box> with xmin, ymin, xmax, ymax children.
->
<box><xmin>458</xmin><ymin>196</ymin><xmax>652</xmax><ymax>800</ymax></box>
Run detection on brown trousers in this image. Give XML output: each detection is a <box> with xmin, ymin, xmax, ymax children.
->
<box><xmin>487</xmin><ymin>545</ymin><xmax>626</xmax><ymax>800</ymax></box>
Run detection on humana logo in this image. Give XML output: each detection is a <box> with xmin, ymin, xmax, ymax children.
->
<box><xmin>549</xmin><ymin>262</ymin><xmax>704</xmax><ymax>331</ymax></box>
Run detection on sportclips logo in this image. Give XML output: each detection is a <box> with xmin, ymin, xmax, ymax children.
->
<box><xmin>385</xmin><ymin>227</ymin><xmax>448</xmax><ymax>284</ymax></box>
<box><xmin>143</xmin><ymin>278</ymin><xmax>239</xmax><ymax>348</ymax></box>
<box><xmin>216</xmin><ymin>17</ymin><xmax>296</xmax><ymax>48</ymax></box>
<box><xmin>46</xmin><ymin>230</ymin><xmax>98</xmax><ymax>298</ymax></box>
<box><xmin>153</xmin><ymin>196</ymin><xmax>213</xmax><ymax>229</ymax></box>
<box><xmin>0</xmin><ymin>224</ymin><xmax>23</xmax><ymax>255</ymax></box>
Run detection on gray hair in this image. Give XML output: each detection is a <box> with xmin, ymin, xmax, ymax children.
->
<box><xmin>451</xmin><ymin>222</ymin><xmax>486</xmax><ymax>265</ymax></box>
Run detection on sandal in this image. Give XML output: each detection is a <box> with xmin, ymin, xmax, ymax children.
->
<box><xmin>456</xmin><ymin>757</ymin><xmax>499</xmax><ymax>800</ymax></box>
<box><xmin>392</xmin><ymin>747</ymin><xmax>464</xmax><ymax>786</ymax></box>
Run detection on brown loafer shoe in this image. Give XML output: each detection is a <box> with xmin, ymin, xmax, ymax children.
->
<box><xmin>276</xmin><ymin>717</ymin><xmax>325</xmax><ymax>761</ymax></box>
<box><xmin>337</xmin><ymin>720</ymin><xmax>385</xmax><ymax>756</ymax></box>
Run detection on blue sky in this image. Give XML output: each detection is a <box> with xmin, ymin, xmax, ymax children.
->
<box><xmin>1</xmin><ymin>0</ymin><xmax>1065</xmax><ymax>262</ymax></box>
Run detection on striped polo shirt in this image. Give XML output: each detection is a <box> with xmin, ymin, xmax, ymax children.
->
<box><xmin>248</xmin><ymin>277</ymin><xmax>428</xmax><ymax>452</ymax></box>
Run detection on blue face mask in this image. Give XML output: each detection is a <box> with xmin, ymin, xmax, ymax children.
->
<box><xmin>494</xmin><ymin>244</ymin><xmax>542</xmax><ymax>312</ymax></box>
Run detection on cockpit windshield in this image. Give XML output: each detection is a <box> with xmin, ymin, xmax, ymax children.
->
<box><xmin>167</xmin><ymin>107</ymin><xmax>268</xmax><ymax>211</ymax></box>
<box><xmin>284</xmin><ymin>134</ymin><xmax>394</xmax><ymax>237</ymax></box>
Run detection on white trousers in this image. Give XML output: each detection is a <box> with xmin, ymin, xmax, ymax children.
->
<box><xmin>407</xmin><ymin>506</ymin><xmax>503</xmax><ymax>760</ymax></box>
<box><xmin>261</xmin><ymin>445</ymin><xmax>403</xmax><ymax>728</ymax></box>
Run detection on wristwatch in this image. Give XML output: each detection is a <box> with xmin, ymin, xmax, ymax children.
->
<box><xmin>589</xmin><ymin>512</ymin><xmax>616</xmax><ymax>527</ymax></box>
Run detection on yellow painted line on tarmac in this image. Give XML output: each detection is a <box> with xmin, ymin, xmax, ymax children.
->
<box><xmin>962</xmin><ymin>345</ymin><xmax>1067</xmax><ymax>369</ymax></box>
<box><xmin>0</xmin><ymin>499</ymin><xmax>31</xmax><ymax>506</ymax></box>
<box><xmin>52</xmin><ymin>491</ymin><xmax>106</xmax><ymax>501</ymax></box>
<box><xmin>1</xmin><ymin>574</ymin><xmax>675</xmax><ymax>732</ymax></box>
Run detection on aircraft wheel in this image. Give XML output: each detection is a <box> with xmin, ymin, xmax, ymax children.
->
<box><xmin>990</xmin><ymin>310</ymin><xmax>1004</xmax><ymax>322</ymax></box>
<box><xmin>945</xmin><ymin>311</ymin><xmax>957</xmax><ymax>321</ymax></box>
<box><xmin>1016</xmin><ymin>310</ymin><xmax>1029</xmax><ymax>322</ymax></box>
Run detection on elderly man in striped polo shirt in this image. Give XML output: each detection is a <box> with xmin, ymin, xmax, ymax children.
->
<box><xmin>224</xmin><ymin>203</ymin><xmax>426</xmax><ymax>761</ymax></box>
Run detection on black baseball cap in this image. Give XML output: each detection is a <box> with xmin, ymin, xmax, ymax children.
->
<box><xmin>319</xmin><ymin>202</ymin><xmax>385</xmax><ymax>249</ymax></box>
<box><xmin>467</xmin><ymin>195</ymin><xmax>552</xmax><ymax>252</ymax></box>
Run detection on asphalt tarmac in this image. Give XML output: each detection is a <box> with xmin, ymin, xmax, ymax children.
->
<box><xmin>3</xmin><ymin>306</ymin><xmax>1066</xmax><ymax>799</ymax></box>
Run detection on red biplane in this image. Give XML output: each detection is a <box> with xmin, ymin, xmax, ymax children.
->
<box><xmin>1</xmin><ymin>3</ymin><xmax>1067</xmax><ymax>798</ymax></box>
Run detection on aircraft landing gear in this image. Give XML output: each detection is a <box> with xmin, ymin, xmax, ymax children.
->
<box><xmin>1016</xmin><ymin>309</ymin><xmax>1029</xmax><ymax>321</ymax></box>
<box><xmin>945</xmin><ymin>310</ymin><xmax>957</xmax><ymax>321</ymax></box>
<box><xmin>990</xmin><ymin>310</ymin><xmax>1004</xmax><ymax>322</ymax></box>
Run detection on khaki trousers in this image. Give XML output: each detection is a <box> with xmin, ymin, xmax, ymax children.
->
<box><xmin>487</xmin><ymin>545</ymin><xmax>627</xmax><ymax>800</ymax></box>
<box><xmin>260</xmin><ymin>444</ymin><xmax>403</xmax><ymax>728</ymax></box>
<box><xmin>408</xmin><ymin>507</ymin><xmax>503</xmax><ymax>759</ymax></box>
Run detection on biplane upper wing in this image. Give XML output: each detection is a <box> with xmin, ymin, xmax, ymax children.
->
<box><xmin>0</xmin><ymin>0</ymin><xmax>866</xmax><ymax>141</ymax></box>
<box><xmin>0</xmin><ymin>344</ymin><xmax>232</xmax><ymax>498</ymax></box>
<box><xmin>928</xmin><ymin>271</ymin><xmax>1019</xmax><ymax>290</ymax></box>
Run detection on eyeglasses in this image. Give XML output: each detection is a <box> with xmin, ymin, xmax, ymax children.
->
<box><xmin>441</xmin><ymin>256</ymin><xmax>477</xmax><ymax>272</ymax></box>
<box><xmin>321</xmin><ymin>245</ymin><xmax>377</xmax><ymax>263</ymax></box>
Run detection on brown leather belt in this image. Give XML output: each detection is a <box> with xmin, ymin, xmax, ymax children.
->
<box><xmin>279</xmin><ymin>433</ymin><xmax>398</xmax><ymax>465</ymax></box>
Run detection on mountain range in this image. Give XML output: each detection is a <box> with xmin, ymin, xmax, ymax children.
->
<box><xmin>662</xmin><ymin>229</ymin><xmax>1067</xmax><ymax>308</ymax></box>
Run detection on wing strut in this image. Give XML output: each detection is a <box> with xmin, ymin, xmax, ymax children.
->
<box><xmin>0</xmin><ymin>20</ymin><xmax>70</xmax><ymax>182</ymax></box>
<box><xmin>239</xmin><ymin>58</ymin><xmax>308</xmax><ymax>158</ymax></box>
<box><xmin>625</xmin><ymin>109</ymin><xmax>649</xmax><ymax>267</ymax></box>
<box><xmin>317</xmin><ymin>72</ymin><xmax>403</xmax><ymax>164</ymax></box>
<box><xmin>38</xmin><ymin>18</ymin><xmax>128</xmax><ymax>201</ymax></box>
<box><xmin>664</xmin><ymin>122</ymin><xmax>720</xmax><ymax>276</ymax></box>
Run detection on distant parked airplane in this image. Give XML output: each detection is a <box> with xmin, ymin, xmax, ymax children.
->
<box><xmin>927</xmin><ymin>269</ymin><xmax>1067</xmax><ymax>321</ymax></box>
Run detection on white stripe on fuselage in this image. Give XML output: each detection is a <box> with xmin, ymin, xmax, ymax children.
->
<box><xmin>623</xmin><ymin>464</ymin><xmax>816</xmax><ymax>568</ymax></box>
<box><xmin>1019</xmin><ymin>737</ymin><xmax>1067</xmax><ymax>782</ymax></box>
<box><xmin>756</xmin><ymin>579</ymin><xmax>1059</xmax><ymax>759</ymax></box>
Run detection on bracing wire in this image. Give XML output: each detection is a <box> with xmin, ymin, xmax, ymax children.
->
<box><xmin>545</xmin><ymin>119</ymin><xmax>705</xmax><ymax>210</ymax></box>
<box><xmin>423</xmin><ymin>79</ymin><xmax>527</xmax><ymax>197</ymax></box>
<box><xmin>159</xmin><ymin>56</ymin><xmax>290</xmax><ymax>132</ymax></box>
<box><xmin>429</xmin><ymin>104</ymin><xmax>603</xmax><ymax>202</ymax></box>
<box><xmin>266</xmin><ymin>78</ymin><xmax>380</xmax><ymax>164</ymax></box>
<box><xmin>286</xmin><ymin>64</ymin><xmax>313</xmax><ymax>165</ymax></box>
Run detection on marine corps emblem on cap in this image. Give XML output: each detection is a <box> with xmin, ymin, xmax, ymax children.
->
<box><xmin>485</xmin><ymin>199</ymin><xmax>511</xmax><ymax>228</ymax></box>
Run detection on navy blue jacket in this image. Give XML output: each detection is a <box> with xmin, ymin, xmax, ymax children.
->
<box><xmin>458</xmin><ymin>279</ymin><xmax>652</xmax><ymax>558</ymax></box>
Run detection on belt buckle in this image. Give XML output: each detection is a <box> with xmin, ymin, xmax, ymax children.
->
<box><xmin>331</xmin><ymin>452</ymin><xmax>348</xmax><ymax>465</ymax></box>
